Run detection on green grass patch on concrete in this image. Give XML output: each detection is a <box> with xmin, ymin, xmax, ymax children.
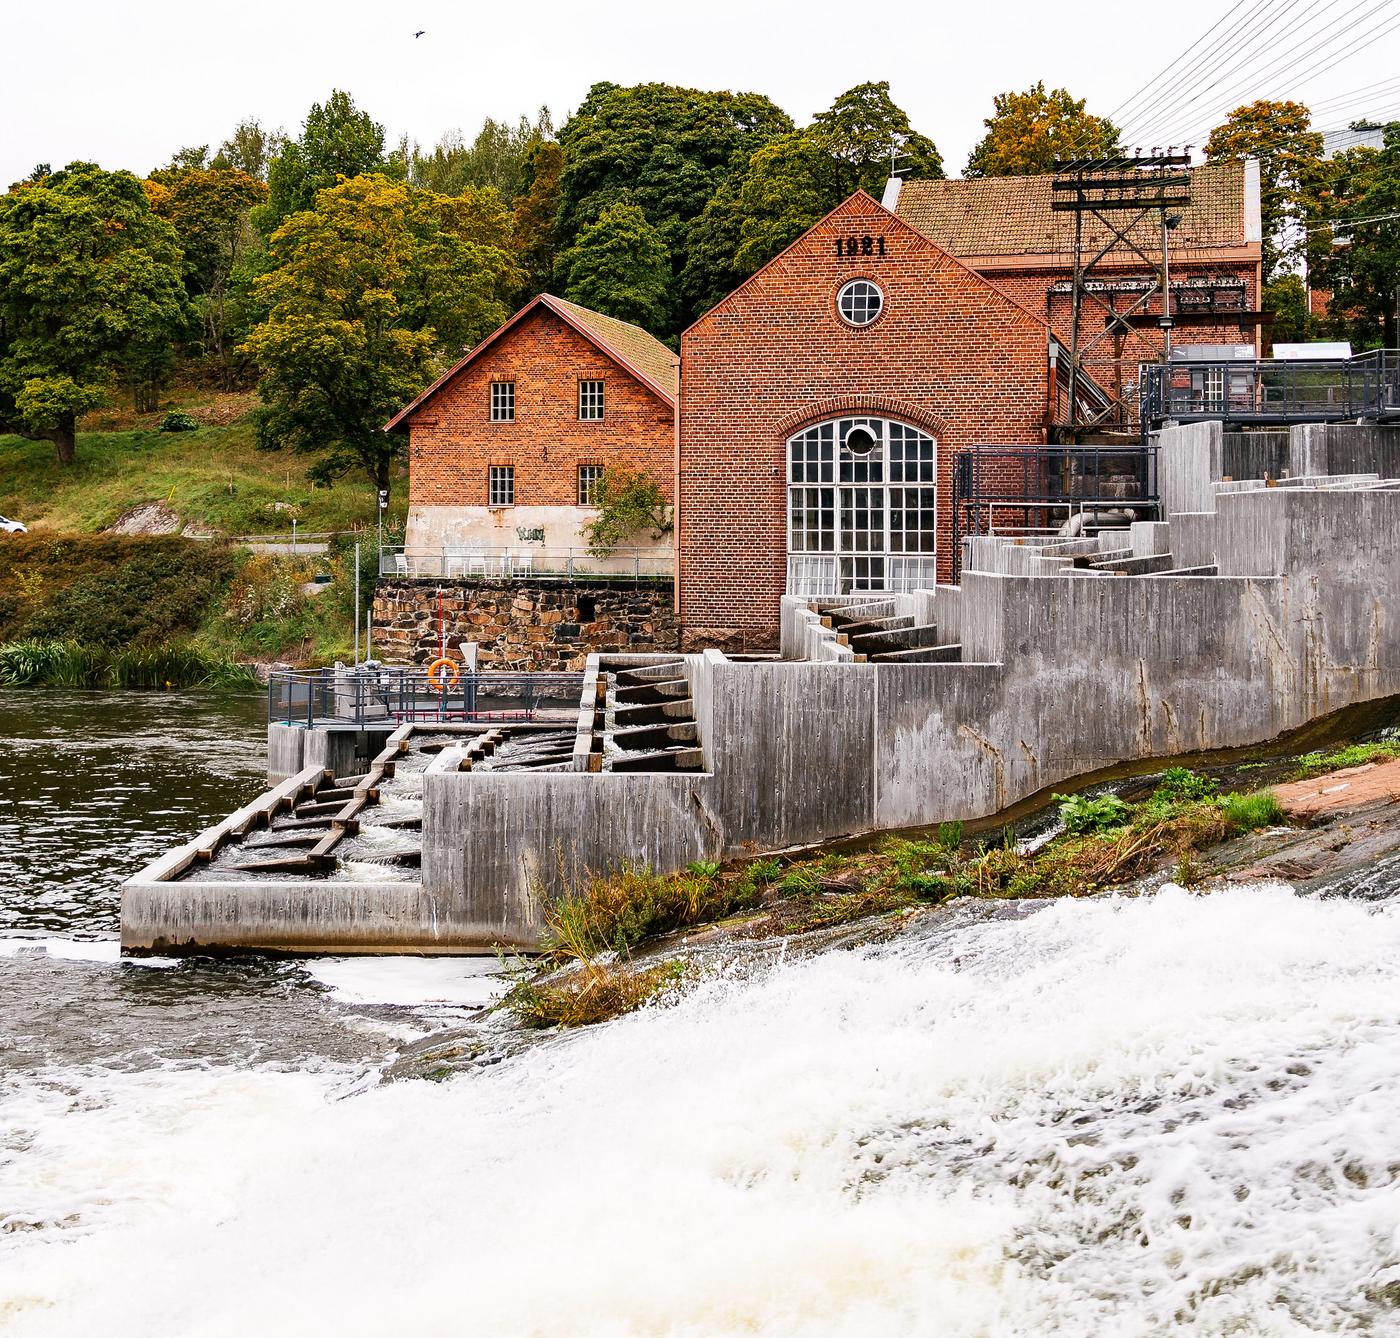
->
<box><xmin>1294</xmin><ymin>740</ymin><xmax>1400</xmax><ymax>777</ymax></box>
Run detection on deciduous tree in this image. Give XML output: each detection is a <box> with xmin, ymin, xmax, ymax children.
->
<box><xmin>808</xmin><ymin>81</ymin><xmax>944</xmax><ymax>195</ymax></box>
<box><xmin>965</xmin><ymin>82</ymin><xmax>1118</xmax><ymax>178</ymax></box>
<box><xmin>0</xmin><ymin>163</ymin><xmax>188</xmax><ymax>462</ymax></box>
<box><xmin>1206</xmin><ymin>100</ymin><xmax>1324</xmax><ymax>278</ymax></box>
<box><xmin>558</xmin><ymin>201</ymin><xmax>671</xmax><ymax>332</ymax></box>
<box><xmin>146</xmin><ymin>165</ymin><xmax>268</xmax><ymax>386</ymax></box>
<box><xmin>512</xmin><ymin>139</ymin><xmax>564</xmax><ymax>303</ymax></box>
<box><xmin>216</xmin><ymin>118</ymin><xmax>284</xmax><ymax>182</ymax></box>
<box><xmin>257</xmin><ymin>91</ymin><xmax>402</xmax><ymax>234</ymax></box>
<box><xmin>242</xmin><ymin>175</ymin><xmax>520</xmax><ymax>496</ymax></box>
<box><xmin>412</xmin><ymin>109</ymin><xmax>553</xmax><ymax>202</ymax></box>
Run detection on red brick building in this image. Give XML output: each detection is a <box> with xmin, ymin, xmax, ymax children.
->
<box><xmin>386</xmin><ymin>293</ymin><xmax>678</xmax><ymax>575</ymax></box>
<box><xmin>678</xmin><ymin>190</ymin><xmax>1081</xmax><ymax>651</ymax></box>
<box><xmin>892</xmin><ymin>160</ymin><xmax>1264</xmax><ymax>420</ymax></box>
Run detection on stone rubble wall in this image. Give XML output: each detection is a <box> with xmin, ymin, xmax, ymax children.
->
<box><xmin>371</xmin><ymin>578</ymin><xmax>678</xmax><ymax>671</ymax></box>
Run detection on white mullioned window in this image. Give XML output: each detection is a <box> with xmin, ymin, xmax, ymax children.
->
<box><xmin>785</xmin><ymin>417</ymin><xmax>937</xmax><ymax>597</ymax></box>
<box><xmin>490</xmin><ymin>381</ymin><xmax>515</xmax><ymax>422</ymax></box>
<box><xmin>488</xmin><ymin>465</ymin><xmax>515</xmax><ymax>506</ymax></box>
<box><xmin>578</xmin><ymin>380</ymin><xmax>605</xmax><ymax>420</ymax></box>
<box><xmin>578</xmin><ymin>464</ymin><xmax>605</xmax><ymax>505</ymax></box>
<box><xmin>837</xmin><ymin>280</ymin><xmax>884</xmax><ymax>327</ymax></box>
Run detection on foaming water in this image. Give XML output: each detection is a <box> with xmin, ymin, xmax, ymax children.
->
<box><xmin>4</xmin><ymin>885</ymin><xmax>1399</xmax><ymax>1336</ymax></box>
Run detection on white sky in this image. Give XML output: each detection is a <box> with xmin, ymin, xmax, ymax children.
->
<box><xmin>5</xmin><ymin>0</ymin><xmax>1400</xmax><ymax>187</ymax></box>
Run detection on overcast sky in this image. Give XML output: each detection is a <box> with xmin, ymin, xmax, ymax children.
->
<box><xmin>6</xmin><ymin>0</ymin><xmax>1400</xmax><ymax>187</ymax></box>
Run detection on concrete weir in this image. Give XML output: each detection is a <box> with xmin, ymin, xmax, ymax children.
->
<box><xmin>123</xmin><ymin>420</ymin><xmax>1400</xmax><ymax>955</ymax></box>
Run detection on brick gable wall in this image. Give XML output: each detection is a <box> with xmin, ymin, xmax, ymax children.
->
<box><xmin>405</xmin><ymin>306</ymin><xmax>675</xmax><ymax>510</ymax></box>
<box><xmin>678</xmin><ymin>194</ymin><xmax>1051</xmax><ymax>651</ymax></box>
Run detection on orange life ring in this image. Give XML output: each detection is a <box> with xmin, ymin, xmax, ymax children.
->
<box><xmin>426</xmin><ymin>657</ymin><xmax>460</xmax><ymax>693</ymax></box>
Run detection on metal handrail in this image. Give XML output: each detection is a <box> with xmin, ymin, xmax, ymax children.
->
<box><xmin>379</xmin><ymin>544</ymin><xmax>673</xmax><ymax>581</ymax></box>
<box><xmin>266</xmin><ymin>665</ymin><xmax>585</xmax><ymax>726</ymax></box>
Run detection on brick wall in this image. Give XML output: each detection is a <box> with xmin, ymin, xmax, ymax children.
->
<box><xmin>678</xmin><ymin>193</ymin><xmax>1052</xmax><ymax>651</ymax></box>
<box><xmin>372</xmin><ymin>579</ymin><xmax>678</xmax><ymax>671</ymax></box>
<box><xmin>404</xmin><ymin>306</ymin><xmax>675</xmax><ymax>510</ymax></box>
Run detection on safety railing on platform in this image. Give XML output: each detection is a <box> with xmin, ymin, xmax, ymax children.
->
<box><xmin>267</xmin><ymin>666</ymin><xmax>586</xmax><ymax>726</ymax></box>
<box><xmin>1140</xmin><ymin>351</ymin><xmax>1400</xmax><ymax>427</ymax></box>
<box><xmin>379</xmin><ymin>545</ymin><xmax>673</xmax><ymax>581</ymax></box>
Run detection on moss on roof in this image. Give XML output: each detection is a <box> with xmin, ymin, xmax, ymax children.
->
<box><xmin>543</xmin><ymin>295</ymin><xmax>679</xmax><ymax>401</ymax></box>
<box><xmin>895</xmin><ymin>160</ymin><xmax>1249</xmax><ymax>259</ymax></box>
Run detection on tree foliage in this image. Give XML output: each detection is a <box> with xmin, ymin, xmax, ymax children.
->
<box><xmin>1308</xmin><ymin>126</ymin><xmax>1400</xmax><ymax>348</ymax></box>
<box><xmin>242</xmin><ymin>174</ymin><xmax>520</xmax><ymax>494</ymax></box>
<box><xmin>257</xmin><ymin>91</ymin><xmax>402</xmax><ymax>234</ymax></box>
<box><xmin>559</xmin><ymin>201</ymin><xmax>671</xmax><ymax>332</ymax></box>
<box><xmin>512</xmin><ymin>139</ymin><xmax>564</xmax><ymax>303</ymax></box>
<box><xmin>556</xmin><ymin>82</ymin><xmax>793</xmax><ymax>334</ymax></box>
<box><xmin>146</xmin><ymin>165</ymin><xmax>268</xmax><ymax>386</ymax></box>
<box><xmin>965</xmin><ymin>81</ymin><xmax>1118</xmax><ymax>178</ymax></box>
<box><xmin>681</xmin><ymin>83</ymin><xmax>942</xmax><ymax>318</ymax></box>
<box><xmin>583</xmin><ymin>465</ymin><xmax>671</xmax><ymax>556</ymax></box>
<box><xmin>215</xmin><ymin>118</ymin><xmax>285</xmax><ymax>182</ymax></box>
<box><xmin>1206</xmin><ymin>99</ymin><xmax>1324</xmax><ymax>279</ymax></box>
<box><xmin>0</xmin><ymin>163</ymin><xmax>188</xmax><ymax>462</ymax></box>
<box><xmin>411</xmin><ymin>109</ymin><xmax>553</xmax><ymax>202</ymax></box>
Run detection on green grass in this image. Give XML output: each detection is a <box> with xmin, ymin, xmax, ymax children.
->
<box><xmin>0</xmin><ymin>638</ymin><xmax>256</xmax><ymax>690</ymax></box>
<box><xmin>1294</xmin><ymin>740</ymin><xmax>1400</xmax><ymax>777</ymax></box>
<box><xmin>0</xmin><ymin>402</ymin><xmax>406</xmax><ymax>537</ymax></box>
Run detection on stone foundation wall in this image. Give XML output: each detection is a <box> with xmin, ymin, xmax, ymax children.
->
<box><xmin>372</xmin><ymin>579</ymin><xmax>678</xmax><ymax>670</ymax></box>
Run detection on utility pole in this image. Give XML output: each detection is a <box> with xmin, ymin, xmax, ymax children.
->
<box><xmin>353</xmin><ymin>541</ymin><xmax>360</xmax><ymax>665</ymax></box>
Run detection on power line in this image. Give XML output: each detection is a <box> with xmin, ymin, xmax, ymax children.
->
<box><xmin>1130</xmin><ymin>0</ymin><xmax>1397</xmax><ymax>144</ymax></box>
<box><xmin>1306</xmin><ymin>208</ymin><xmax>1400</xmax><ymax>232</ymax></box>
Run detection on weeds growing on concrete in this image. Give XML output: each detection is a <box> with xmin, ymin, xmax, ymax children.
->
<box><xmin>1294</xmin><ymin>741</ymin><xmax>1400</xmax><ymax>777</ymax></box>
<box><xmin>505</xmin><ymin>957</ymin><xmax>691</xmax><ymax>1029</ymax></box>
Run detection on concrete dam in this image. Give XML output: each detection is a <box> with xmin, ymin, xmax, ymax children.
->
<box><xmin>122</xmin><ymin>419</ymin><xmax>1400</xmax><ymax>955</ymax></box>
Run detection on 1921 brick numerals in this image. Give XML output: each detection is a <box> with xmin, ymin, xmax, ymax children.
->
<box><xmin>836</xmin><ymin>235</ymin><xmax>886</xmax><ymax>258</ymax></box>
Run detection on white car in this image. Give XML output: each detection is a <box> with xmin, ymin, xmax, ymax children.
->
<box><xmin>0</xmin><ymin>516</ymin><xmax>26</xmax><ymax>534</ymax></box>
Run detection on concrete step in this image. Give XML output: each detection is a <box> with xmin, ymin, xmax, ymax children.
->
<box><xmin>611</xmin><ymin>698</ymin><xmax>695</xmax><ymax>727</ymax></box>
<box><xmin>609</xmin><ymin>746</ymin><xmax>705</xmax><ymax>773</ymax></box>
<box><xmin>820</xmin><ymin>600</ymin><xmax>898</xmax><ymax>627</ymax></box>
<box><xmin>613</xmin><ymin>661</ymin><xmax>686</xmax><ymax>687</ymax></box>
<box><xmin>870</xmin><ymin>643</ymin><xmax>962</xmax><ymax>664</ymax></box>
<box><xmin>837</xmin><ymin>614</ymin><xmax>915</xmax><ymax>640</ymax></box>
<box><xmin>1091</xmin><ymin>553</ymin><xmax>1176</xmax><ymax>575</ymax></box>
<box><xmin>613</xmin><ymin>679</ymin><xmax>689</xmax><ymax>705</ymax></box>
<box><xmin>850</xmin><ymin>623</ymin><xmax>942</xmax><ymax>656</ymax></box>
<box><xmin>611</xmin><ymin>721</ymin><xmax>699</xmax><ymax>750</ymax></box>
<box><xmin>1159</xmin><ymin>564</ymin><xmax>1219</xmax><ymax>576</ymax></box>
<box><xmin>292</xmin><ymin>799</ymin><xmax>349</xmax><ymax>819</ymax></box>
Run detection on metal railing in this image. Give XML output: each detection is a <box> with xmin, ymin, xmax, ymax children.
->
<box><xmin>379</xmin><ymin>544</ymin><xmax>673</xmax><ymax>581</ymax></box>
<box><xmin>267</xmin><ymin>665</ymin><xmax>585</xmax><ymax>726</ymax></box>
<box><xmin>1141</xmin><ymin>351</ymin><xmax>1400</xmax><ymax>427</ymax></box>
<box><xmin>952</xmin><ymin>442</ymin><xmax>1161</xmax><ymax>577</ymax></box>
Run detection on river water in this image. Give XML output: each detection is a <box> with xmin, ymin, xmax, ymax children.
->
<box><xmin>3</xmin><ymin>691</ymin><xmax>1400</xmax><ymax>1335</ymax></box>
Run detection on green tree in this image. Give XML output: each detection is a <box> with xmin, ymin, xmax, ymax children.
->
<box><xmin>242</xmin><ymin>174</ymin><xmax>520</xmax><ymax>496</ymax></box>
<box><xmin>412</xmin><ymin>109</ymin><xmax>553</xmax><ymax>202</ymax></box>
<box><xmin>556</xmin><ymin>82</ymin><xmax>793</xmax><ymax>333</ymax></box>
<box><xmin>583</xmin><ymin>465</ymin><xmax>671</xmax><ymax>557</ymax></box>
<box><xmin>1263</xmin><ymin>274</ymin><xmax>1310</xmax><ymax>346</ymax></box>
<box><xmin>1206</xmin><ymin>99</ymin><xmax>1324</xmax><ymax>279</ymax></box>
<box><xmin>257</xmin><ymin>91</ymin><xmax>400</xmax><ymax>234</ymax></box>
<box><xmin>680</xmin><ymin>84</ymin><xmax>941</xmax><ymax>318</ymax></box>
<box><xmin>965</xmin><ymin>81</ymin><xmax>1119</xmax><ymax>177</ymax></box>
<box><xmin>1309</xmin><ymin>127</ymin><xmax>1400</xmax><ymax>348</ymax></box>
<box><xmin>145</xmin><ymin>165</ymin><xmax>269</xmax><ymax>386</ymax></box>
<box><xmin>215</xmin><ymin>118</ymin><xmax>285</xmax><ymax>182</ymax></box>
<box><xmin>808</xmin><ymin>81</ymin><xmax>944</xmax><ymax>194</ymax></box>
<box><xmin>558</xmin><ymin>201</ymin><xmax>671</xmax><ymax>332</ymax></box>
<box><xmin>512</xmin><ymin>139</ymin><xmax>564</xmax><ymax>302</ymax></box>
<box><xmin>0</xmin><ymin>163</ymin><xmax>188</xmax><ymax>462</ymax></box>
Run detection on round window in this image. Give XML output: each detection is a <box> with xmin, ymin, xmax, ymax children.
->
<box><xmin>843</xmin><ymin>424</ymin><xmax>879</xmax><ymax>455</ymax></box>
<box><xmin>837</xmin><ymin>280</ymin><xmax>883</xmax><ymax>327</ymax></box>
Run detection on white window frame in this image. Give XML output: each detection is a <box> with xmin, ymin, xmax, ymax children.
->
<box><xmin>488</xmin><ymin>465</ymin><xmax>515</xmax><ymax>507</ymax></box>
<box><xmin>837</xmin><ymin>280</ymin><xmax>884</xmax><ymax>328</ymax></box>
<box><xmin>785</xmin><ymin>417</ymin><xmax>937</xmax><ymax>596</ymax></box>
<box><xmin>578</xmin><ymin>380</ymin><xmax>605</xmax><ymax>421</ymax></box>
<box><xmin>489</xmin><ymin>381</ymin><xmax>515</xmax><ymax>422</ymax></box>
<box><xmin>578</xmin><ymin>464</ymin><xmax>605</xmax><ymax>505</ymax></box>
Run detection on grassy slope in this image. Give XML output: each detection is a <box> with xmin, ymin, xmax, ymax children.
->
<box><xmin>0</xmin><ymin>392</ymin><xmax>407</xmax><ymax>537</ymax></box>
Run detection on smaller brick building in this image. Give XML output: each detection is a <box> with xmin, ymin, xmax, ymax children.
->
<box><xmin>386</xmin><ymin>293</ymin><xmax>678</xmax><ymax>571</ymax></box>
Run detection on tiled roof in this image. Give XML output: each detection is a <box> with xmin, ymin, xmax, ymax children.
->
<box><xmin>894</xmin><ymin>160</ymin><xmax>1249</xmax><ymax>259</ymax></box>
<box><xmin>542</xmin><ymin>295</ymin><xmax>679</xmax><ymax>401</ymax></box>
<box><xmin>384</xmin><ymin>293</ymin><xmax>678</xmax><ymax>430</ymax></box>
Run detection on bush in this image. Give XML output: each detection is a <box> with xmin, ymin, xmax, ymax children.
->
<box><xmin>223</xmin><ymin>554</ymin><xmax>304</xmax><ymax>628</ymax></box>
<box><xmin>1054</xmin><ymin>791</ymin><xmax>1130</xmax><ymax>835</ymax></box>
<box><xmin>158</xmin><ymin>410</ymin><xmax>199</xmax><ymax>432</ymax></box>
<box><xmin>582</xmin><ymin>466</ymin><xmax>671</xmax><ymax>557</ymax></box>
<box><xmin>1151</xmin><ymin>766</ymin><xmax>1219</xmax><ymax>804</ymax></box>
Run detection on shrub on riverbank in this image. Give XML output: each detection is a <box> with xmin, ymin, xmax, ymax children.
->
<box><xmin>0</xmin><ymin>639</ymin><xmax>257</xmax><ymax>690</ymax></box>
<box><xmin>503</xmin><ymin>769</ymin><xmax>1289</xmax><ymax>1029</ymax></box>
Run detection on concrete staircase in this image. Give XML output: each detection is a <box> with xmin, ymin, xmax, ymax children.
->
<box><xmin>606</xmin><ymin>659</ymin><xmax>704</xmax><ymax>772</ymax></box>
<box><xmin>815</xmin><ymin>599</ymin><xmax>962</xmax><ymax>664</ymax></box>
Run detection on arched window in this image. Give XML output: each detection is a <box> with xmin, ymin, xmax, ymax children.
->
<box><xmin>786</xmin><ymin>417</ymin><xmax>937</xmax><ymax>596</ymax></box>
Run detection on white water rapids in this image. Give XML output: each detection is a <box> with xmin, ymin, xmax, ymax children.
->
<box><xmin>4</xmin><ymin>883</ymin><xmax>1400</xmax><ymax>1336</ymax></box>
